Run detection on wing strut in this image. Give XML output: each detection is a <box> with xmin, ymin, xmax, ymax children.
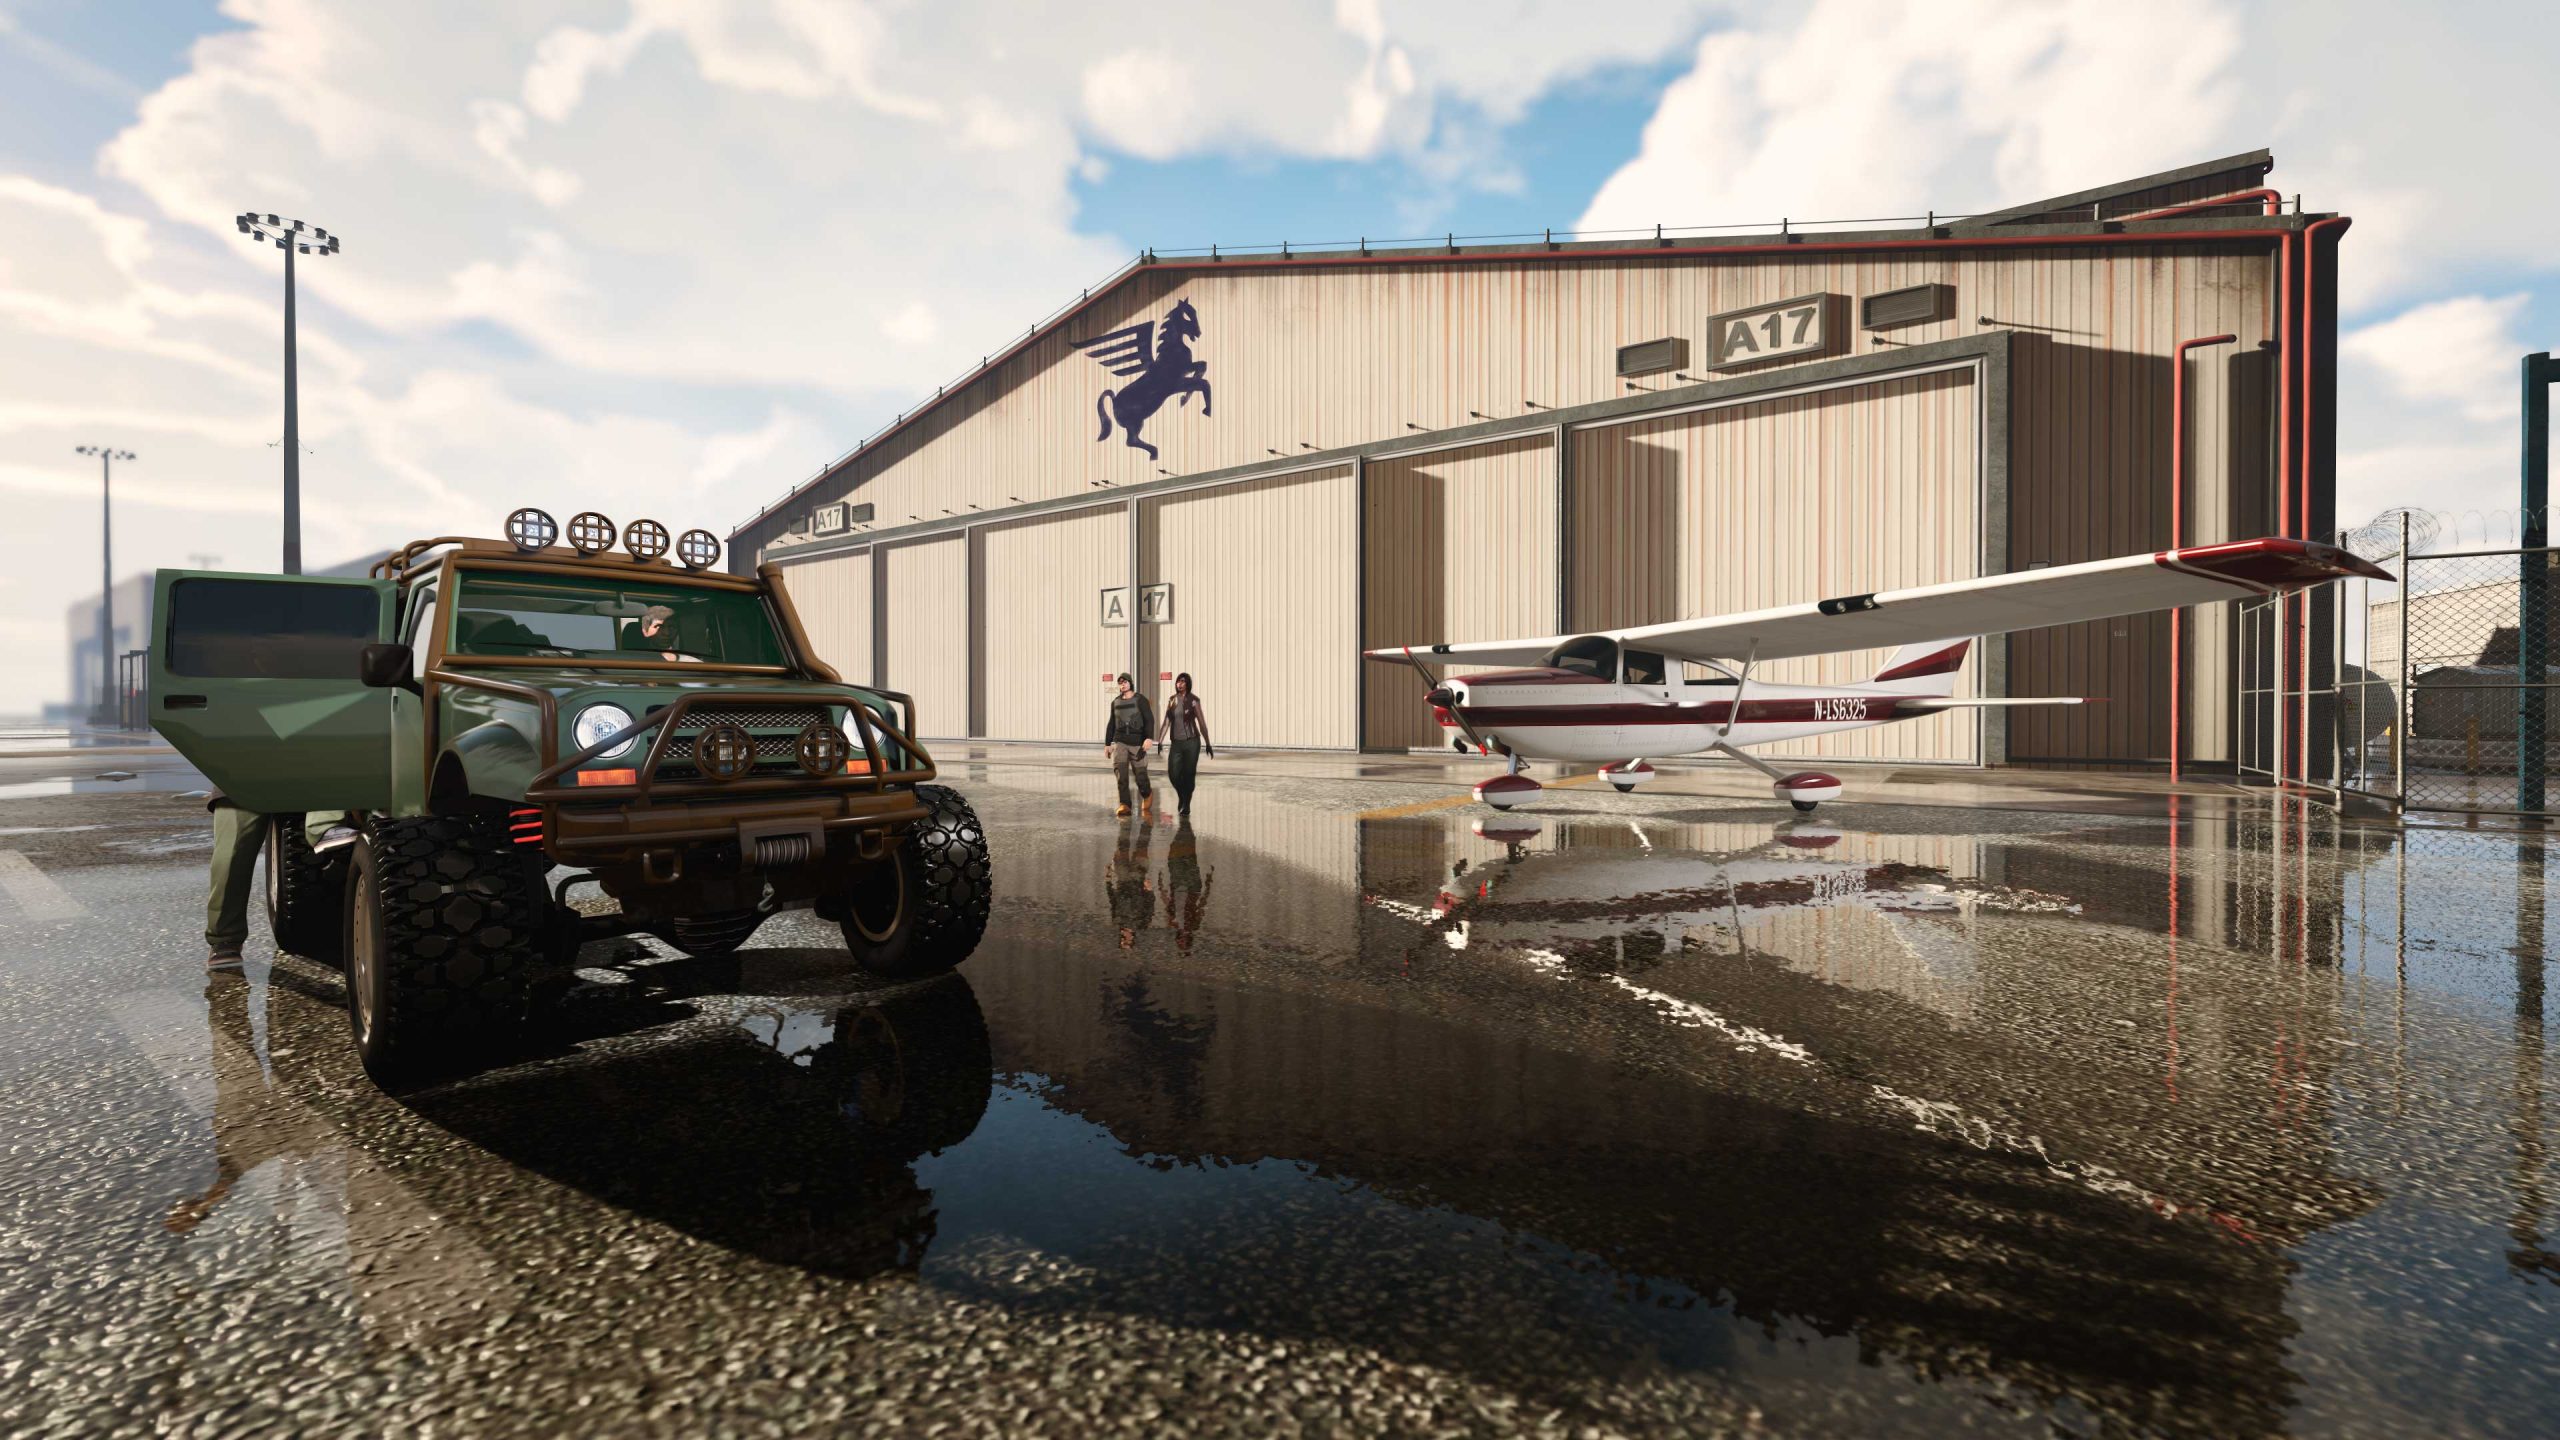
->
<box><xmin>1402</xmin><ymin>646</ymin><xmax>1494</xmax><ymax>755</ymax></box>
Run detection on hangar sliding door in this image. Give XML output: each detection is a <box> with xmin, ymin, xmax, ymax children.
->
<box><xmin>1138</xmin><ymin>465</ymin><xmax>1357</xmax><ymax>749</ymax></box>
<box><xmin>976</xmin><ymin>506</ymin><xmax>1128</xmax><ymax>742</ymax></box>
<box><xmin>1362</xmin><ymin>434</ymin><xmax>1559</xmax><ymax>751</ymax></box>
<box><xmin>880</xmin><ymin>536</ymin><xmax>969</xmax><ymax>739</ymax></box>
<box><xmin>1568</xmin><ymin>367</ymin><xmax>1981</xmax><ymax>764</ymax></box>
<box><xmin>775</xmin><ymin>548</ymin><xmax>871</xmax><ymax>684</ymax></box>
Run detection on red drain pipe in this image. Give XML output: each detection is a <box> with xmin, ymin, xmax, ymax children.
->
<box><xmin>2170</xmin><ymin>332</ymin><xmax>2239</xmax><ymax>783</ymax></box>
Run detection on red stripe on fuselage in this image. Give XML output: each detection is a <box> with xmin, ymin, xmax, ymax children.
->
<box><xmin>1452</xmin><ymin>698</ymin><xmax>1918</xmax><ymax>726</ymax></box>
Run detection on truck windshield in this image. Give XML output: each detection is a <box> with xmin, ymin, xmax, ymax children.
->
<box><xmin>449</xmin><ymin>572</ymin><xmax>788</xmax><ymax>665</ymax></box>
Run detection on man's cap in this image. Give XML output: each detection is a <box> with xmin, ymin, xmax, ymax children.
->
<box><xmin>1115</xmin><ymin>672</ymin><xmax>1133</xmax><ymax>685</ymax></box>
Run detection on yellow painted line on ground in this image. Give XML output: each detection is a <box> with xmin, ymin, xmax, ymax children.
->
<box><xmin>1356</xmin><ymin>772</ymin><xmax>1603</xmax><ymax>821</ymax></box>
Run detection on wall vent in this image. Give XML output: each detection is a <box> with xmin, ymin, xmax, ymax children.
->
<box><xmin>848</xmin><ymin>502</ymin><xmax>875</xmax><ymax>524</ymax></box>
<box><xmin>1615</xmin><ymin>336</ymin><xmax>1688</xmax><ymax>377</ymax></box>
<box><xmin>1861</xmin><ymin>283</ymin><xmax>1949</xmax><ymax>330</ymax></box>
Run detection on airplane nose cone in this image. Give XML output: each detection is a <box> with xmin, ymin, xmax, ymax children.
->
<box><xmin>1426</xmin><ymin>687</ymin><xmax>1459</xmax><ymax>708</ymax></box>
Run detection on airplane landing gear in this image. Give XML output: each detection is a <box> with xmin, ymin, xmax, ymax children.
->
<box><xmin>1475</xmin><ymin>773</ymin><xmax>1541</xmax><ymax>810</ymax></box>
<box><xmin>1603</xmin><ymin>760</ymin><xmax>1655</xmax><ymax>793</ymax></box>
<box><xmin>1774</xmin><ymin>771</ymin><xmax>1842</xmax><ymax>812</ymax></box>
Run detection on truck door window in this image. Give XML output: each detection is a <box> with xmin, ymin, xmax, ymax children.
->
<box><xmin>165</xmin><ymin>578</ymin><xmax>380</xmax><ymax>678</ymax></box>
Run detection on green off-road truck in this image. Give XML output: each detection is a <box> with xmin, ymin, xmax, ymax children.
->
<box><xmin>149</xmin><ymin>509</ymin><xmax>992</xmax><ymax>1085</ymax></box>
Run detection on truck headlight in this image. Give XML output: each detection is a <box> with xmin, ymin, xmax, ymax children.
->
<box><xmin>575</xmin><ymin>703</ymin><xmax>637</xmax><ymax>760</ymax></box>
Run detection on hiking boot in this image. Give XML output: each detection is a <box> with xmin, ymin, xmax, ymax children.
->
<box><xmin>207</xmin><ymin>946</ymin><xmax>244</xmax><ymax>974</ymax></box>
<box><xmin>1140</xmin><ymin>796</ymin><xmax>1156</xmax><ymax>821</ymax></box>
<box><xmin>1114</xmin><ymin>803</ymin><xmax>1131</xmax><ymax>818</ymax></box>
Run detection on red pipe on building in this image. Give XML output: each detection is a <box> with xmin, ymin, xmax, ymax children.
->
<box><xmin>2169</xmin><ymin>332</ymin><xmax>2239</xmax><ymax>783</ymax></box>
<box><xmin>2119</xmin><ymin>188</ymin><xmax>2282</xmax><ymax>223</ymax></box>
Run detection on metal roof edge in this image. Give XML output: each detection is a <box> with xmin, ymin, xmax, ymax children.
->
<box><xmin>1962</xmin><ymin>147</ymin><xmax>2275</xmax><ymax>227</ymax></box>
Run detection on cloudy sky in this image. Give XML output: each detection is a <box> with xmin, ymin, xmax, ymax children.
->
<box><xmin>3</xmin><ymin>0</ymin><xmax>2553</xmax><ymax>715</ymax></box>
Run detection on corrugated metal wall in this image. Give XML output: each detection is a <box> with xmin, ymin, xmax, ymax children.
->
<box><xmin>975</xmin><ymin>506</ymin><xmax>1128</xmax><ymax>742</ymax></box>
<box><xmin>1139</xmin><ymin>466</ymin><xmax>1358</xmax><ymax>749</ymax></box>
<box><xmin>879</xmin><ymin>536</ymin><xmax>969</xmax><ymax>738</ymax></box>
<box><xmin>1570</xmin><ymin>368</ymin><xmax>1982</xmax><ymax>763</ymax></box>
<box><xmin>761</xmin><ymin>239</ymin><xmax>2286</xmax><ymax>765</ymax></box>
<box><xmin>1362</xmin><ymin>434</ymin><xmax>1559</xmax><ymax>751</ymax></box>
<box><xmin>775</xmin><ymin>548</ymin><xmax>871</xmax><ymax>684</ymax></box>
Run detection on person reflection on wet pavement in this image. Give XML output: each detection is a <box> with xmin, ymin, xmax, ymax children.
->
<box><xmin>1161</xmin><ymin>819</ymin><xmax>1213</xmax><ymax>954</ymax></box>
<box><xmin>1106</xmin><ymin>821</ymin><xmax>1155</xmax><ymax>950</ymax></box>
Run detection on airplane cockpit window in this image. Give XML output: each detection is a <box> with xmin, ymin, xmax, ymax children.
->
<box><xmin>1622</xmin><ymin>648</ymin><xmax>1668</xmax><ymax>686</ymax></box>
<box><xmin>1543</xmin><ymin>635</ymin><xmax>1620</xmax><ymax>680</ymax></box>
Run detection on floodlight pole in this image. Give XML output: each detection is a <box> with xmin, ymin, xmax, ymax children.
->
<box><xmin>2521</xmin><ymin>352</ymin><xmax>2554</xmax><ymax>815</ymax></box>
<box><xmin>283</xmin><ymin>237</ymin><xmax>301</xmax><ymax>574</ymax></box>
<box><xmin>236</xmin><ymin>213</ymin><xmax>339</xmax><ymax>574</ymax></box>
<box><xmin>75</xmin><ymin>446</ymin><xmax>133</xmax><ymax>725</ymax></box>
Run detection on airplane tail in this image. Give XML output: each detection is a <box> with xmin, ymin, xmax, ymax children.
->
<box><xmin>1868</xmin><ymin>638</ymin><xmax>1970</xmax><ymax>695</ymax></box>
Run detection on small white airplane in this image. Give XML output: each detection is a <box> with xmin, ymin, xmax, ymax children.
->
<box><xmin>1368</xmin><ymin>537</ymin><xmax>2390</xmax><ymax>813</ymax></box>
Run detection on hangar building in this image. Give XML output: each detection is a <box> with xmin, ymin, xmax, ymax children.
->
<box><xmin>731</xmin><ymin>149</ymin><xmax>2346</xmax><ymax>770</ymax></box>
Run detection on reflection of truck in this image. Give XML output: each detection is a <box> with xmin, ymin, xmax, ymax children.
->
<box><xmin>149</xmin><ymin>509</ymin><xmax>992</xmax><ymax>1085</ymax></box>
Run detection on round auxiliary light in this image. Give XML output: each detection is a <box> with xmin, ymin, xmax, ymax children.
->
<box><xmin>573</xmin><ymin>702</ymin><xmax>637</xmax><ymax>760</ymax></box>
<box><xmin>566</xmin><ymin>511</ymin><xmax>617</xmax><ymax>556</ymax></box>
<box><xmin>505</xmin><ymin>507</ymin><xmax>559</xmax><ymax>553</ymax></box>
<box><xmin>623</xmin><ymin>518</ymin><xmax>669</xmax><ymax>561</ymax></box>
<box><xmin>693</xmin><ymin>723</ymin><xmax>756</xmax><ymax>781</ymax></box>
<box><xmin>675</xmin><ymin>528</ymin><xmax>721</xmax><ymax>570</ymax></box>
<box><xmin>796</xmin><ymin>720</ymin><xmax>849</xmax><ymax>777</ymax></box>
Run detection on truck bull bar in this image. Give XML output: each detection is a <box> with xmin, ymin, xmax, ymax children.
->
<box><xmin>430</xmin><ymin>671</ymin><xmax>937</xmax><ymax>865</ymax></box>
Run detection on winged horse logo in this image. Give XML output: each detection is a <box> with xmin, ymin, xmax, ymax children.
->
<box><xmin>1073</xmin><ymin>298</ymin><xmax>1211</xmax><ymax>461</ymax></box>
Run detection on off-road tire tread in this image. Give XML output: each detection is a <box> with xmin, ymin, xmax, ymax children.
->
<box><xmin>359</xmin><ymin>815</ymin><xmax>543</xmax><ymax>1074</ymax></box>
<box><xmin>267</xmin><ymin>813</ymin><xmax>345</xmax><ymax>962</ymax></box>
<box><xmin>904</xmin><ymin>784</ymin><xmax>992</xmax><ymax>964</ymax></box>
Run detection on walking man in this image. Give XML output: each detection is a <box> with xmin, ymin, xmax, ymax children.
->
<box><xmin>1103</xmin><ymin>672</ymin><xmax>1157</xmax><ymax>819</ymax></box>
<box><xmin>1156</xmin><ymin>671</ymin><xmax>1213</xmax><ymax>816</ymax></box>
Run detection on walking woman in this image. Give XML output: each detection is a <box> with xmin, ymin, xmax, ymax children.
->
<box><xmin>1157</xmin><ymin>672</ymin><xmax>1213</xmax><ymax>816</ymax></box>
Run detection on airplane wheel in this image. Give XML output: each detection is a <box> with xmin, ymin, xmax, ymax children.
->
<box><xmin>1612</xmin><ymin>783</ymin><xmax>1637</xmax><ymax>794</ymax></box>
<box><xmin>1474</xmin><ymin>774</ymin><xmax>1541</xmax><ymax>810</ymax></box>
<box><xmin>1792</xmin><ymin>800</ymin><xmax>1819</xmax><ymax>813</ymax></box>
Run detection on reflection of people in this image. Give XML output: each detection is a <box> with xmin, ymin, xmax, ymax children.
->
<box><xmin>635</xmin><ymin>605</ymin><xmax>703</xmax><ymax>663</ymax></box>
<box><xmin>1156</xmin><ymin>672</ymin><xmax>1213</xmax><ymax>816</ymax></box>
<box><xmin>1106</xmin><ymin>821</ymin><xmax>1156</xmax><ymax>950</ymax></box>
<box><xmin>1163</xmin><ymin>818</ymin><xmax>1213</xmax><ymax>953</ymax></box>
<box><xmin>1102</xmin><ymin>672</ymin><xmax>1156</xmax><ymax>819</ymax></box>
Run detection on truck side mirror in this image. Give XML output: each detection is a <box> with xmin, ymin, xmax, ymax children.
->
<box><xmin>359</xmin><ymin>643</ymin><xmax>418</xmax><ymax>691</ymax></box>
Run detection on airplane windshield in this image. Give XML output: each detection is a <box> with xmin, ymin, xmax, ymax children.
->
<box><xmin>1543</xmin><ymin>636</ymin><xmax>1619</xmax><ymax>680</ymax></box>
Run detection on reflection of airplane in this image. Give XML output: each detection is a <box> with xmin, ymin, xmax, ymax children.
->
<box><xmin>1368</xmin><ymin>538</ymin><xmax>2388</xmax><ymax>811</ymax></box>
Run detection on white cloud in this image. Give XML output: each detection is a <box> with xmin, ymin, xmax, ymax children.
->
<box><xmin>2341</xmin><ymin>293</ymin><xmax>2529</xmax><ymax>424</ymax></box>
<box><xmin>1582</xmin><ymin>0</ymin><xmax>2244</xmax><ymax>233</ymax></box>
<box><xmin>880</xmin><ymin>299</ymin><xmax>938</xmax><ymax>346</ymax></box>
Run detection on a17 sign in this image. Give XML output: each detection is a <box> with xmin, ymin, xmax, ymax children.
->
<box><xmin>1707</xmin><ymin>293</ymin><xmax>1834</xmax><ymax>368</ymax></box>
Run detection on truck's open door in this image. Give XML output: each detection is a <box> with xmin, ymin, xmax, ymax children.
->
<box><xmin>147</xmin><ymin>570</ymin><xmax>398</xmax><ymax>813</ymax></box>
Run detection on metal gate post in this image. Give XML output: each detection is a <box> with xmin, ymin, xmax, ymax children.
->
<box><xmin>2521</xmin><ymin>352</ymin><xmax>2553</xmax><ymax>814</ymax></box>
<box><xmin>2395</xmin><ymin>513</ymin><xmax>2409</xmax><ymax>804</ymax></box>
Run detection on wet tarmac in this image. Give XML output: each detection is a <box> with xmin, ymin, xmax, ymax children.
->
<box><xmin>0</xmin><ymin>753</ymin><xmax>2553</xmax><ymax>1437</ymax></box>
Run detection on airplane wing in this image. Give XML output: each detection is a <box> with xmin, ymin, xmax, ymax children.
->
<box><xmin>1071</xmin><ymin>321</ymin><xmax>1155</xmax><ymax>378</ymax></box>
<box><xmin>1365</xmin><ymin>538</ymin><xmax>2389</xmax><ymax>668</ymax></box>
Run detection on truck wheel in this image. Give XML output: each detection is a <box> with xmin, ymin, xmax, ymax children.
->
<box><xmin>265</xmin><ymin>813</ymin><xmax>346</xmax><ymax>964</ymax></box>
<box><xmin>811</xmin><ymin>975</ymin><xmax>993</xmax><ymax>1157</ymax></box>
<box><xmin>343</xmin><ymin>815</ymin><xmax>544</xmax><ymax>1087</ymax></box>
<box><xmin>839</xmin><ymin>784</ymin><xmax>992</xmax><ymax>979</ymax></box>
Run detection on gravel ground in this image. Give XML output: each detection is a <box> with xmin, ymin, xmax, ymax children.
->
<box><xmin>0</xmin><ymin>761</ymin><xmax>2553</xmax><ymax>1438</ymax></box>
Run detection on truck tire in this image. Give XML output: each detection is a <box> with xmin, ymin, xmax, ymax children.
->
<box><xmin>811</xmin><ymin>975</ymin><xmax>993</xmax><ymax>1157</ymax></box>
<box><xmin>839</xmin><ymin>784</ymin><xmax>991</xmax><ymax>980</ymax></box>
<box><xmin>264</xmin><ymin>813</ymin><xmax>346</xmax><ymax>964</ymax></box>
<box><xmin>343</xmin><ymin>815</ymin><xmax>545</xmax><ymax>1086</ymax></box>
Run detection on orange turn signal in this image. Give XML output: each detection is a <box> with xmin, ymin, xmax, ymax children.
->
<box><xmin>576</xmin><ymin>768</ymin><xmax>639</xmax><ymax>787</ymax></box>
<box><xmin>843</xmin><ymin>758</ymin><xmax>872</xmax><ymax>774</ymax></box>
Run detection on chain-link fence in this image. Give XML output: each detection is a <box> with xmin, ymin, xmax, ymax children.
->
<box><xmin>2241</xmin><ymin>509</ymin><xmax>2556</xmax><ymax>817</ymax></box>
